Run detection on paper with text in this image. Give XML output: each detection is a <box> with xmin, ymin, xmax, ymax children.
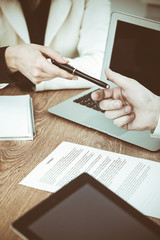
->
<box><xmin>20</xmin><ymin>142</ymin><xmax>160</xmax><ymax>218</ymax></box>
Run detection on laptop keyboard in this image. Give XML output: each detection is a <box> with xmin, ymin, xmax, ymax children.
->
<box><xmin>73</xmin><ymin>91</ymin><xmax>104</xmax><ymax>113</ymax></box>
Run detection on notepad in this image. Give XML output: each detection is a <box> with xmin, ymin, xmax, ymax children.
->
<box><xmin>0</xmin><ymin>95</ymin><xmax>35</xmax><ymax>140</ymax></box>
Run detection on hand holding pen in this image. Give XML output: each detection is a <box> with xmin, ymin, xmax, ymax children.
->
<box><xmin>51</xmin><ymin>60</ymin><xmax>110</xmax><ymax>89</ymax></box>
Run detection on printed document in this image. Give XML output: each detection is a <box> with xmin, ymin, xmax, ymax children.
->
<box><xmin>20</xmin><ymin>142</ymin><xmax>160</xmax><ymax>218</ymax></box>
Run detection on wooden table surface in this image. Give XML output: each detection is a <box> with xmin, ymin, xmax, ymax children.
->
<box><xmin>0</xmin><ymin>86</ymin><xmax>160</xmax><ymax>240</ymax></box>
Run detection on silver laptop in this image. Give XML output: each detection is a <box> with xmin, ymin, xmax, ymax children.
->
<box><xmin>48</xmin><ymin>12</ymin><xmax>160</xmax><ymax>151</ymax></box>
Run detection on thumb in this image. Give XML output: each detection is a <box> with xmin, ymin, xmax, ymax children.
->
<box><xmin>105</xmin><ymin>68</ymin><xmax>129</xmax><ymax>89</ymax></box>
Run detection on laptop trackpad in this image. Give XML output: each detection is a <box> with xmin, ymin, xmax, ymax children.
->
<box><xmin>83</xmin><ymin>114</ymin><xmax>126</xmax><ymax>136</ymax></box>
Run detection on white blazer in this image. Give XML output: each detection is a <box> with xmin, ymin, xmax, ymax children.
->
<box><xmin>0</xmin><ymin>0</ymin><xmax>111</xmax><ymax>90</ymax></box>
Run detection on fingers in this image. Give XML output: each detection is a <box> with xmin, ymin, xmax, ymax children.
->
<box><xmin>91</xmin><ymin>88</ymin><xmax>114</xmax><ymax>101</ymax></box>
<box><xmin>41</xmin><ymin>59</ymin><xmax>75</xmax><ymax>79</ymax></box>
<box><xmin>99</xmin><ymin>99</ymin><xmax>123</xmax><ymax>111</ymax></box>
<box><xmin>39</xmin><ymin>45</ymin><xmax>68</xmax><ymax>64</ymax></box>
<box><xmin>91</xmin><ymin>85</ymin><xmax>125</xmax><ymax>104</ymax></box>
<box><xmin>105</xmin><ymin>68</ymin><xmax>133</xmax><ymax>89</ymax></box>
<box><xmin>102</xmin><ymin>104</ymin><xmax>132</xmax><ymax>120</ymax></box>
<box><xmin>30</xmin><ymin>44</ymin><xmax>77</xmax><ymax>82</ymax></box>
<box><xmin>29</xmin><ymin>55</ymin><xmax>76</xmax><ymax>83</ymax></box>
<box><xmin>97</xmin><ymin>97</ymin><xmax>135</xmax><ymax>129</ymax></box>
<box><xmin>113</xmin><ymin>113</ymin><xmax>135</xmax><ymax>129</ymax></box>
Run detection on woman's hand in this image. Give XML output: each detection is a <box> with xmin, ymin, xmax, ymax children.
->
<box><xmin>5</xmin><ymin>44</ymin><xmax>77</xmax><ymax>84</ymax></box>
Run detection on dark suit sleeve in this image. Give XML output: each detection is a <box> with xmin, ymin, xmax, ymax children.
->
<box><xmin>0</xmin><ymin>47</ymin><xmax>35</xmax><ymax>91</ymax></box>
<box><xmin>0</xmin><ymin>47</ymin><xmax>12</xmax><ymax>83</ymax></box>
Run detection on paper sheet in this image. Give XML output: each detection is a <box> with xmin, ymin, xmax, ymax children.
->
<box><xmin>20</xmin><ymin>142</ymin><xmax>160</xmax><ymax>218</ymax></box>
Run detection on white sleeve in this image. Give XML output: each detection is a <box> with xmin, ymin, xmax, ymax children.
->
<box><xmin>68</xmin><ymin>0</ymin><xmax>111</xmax><ymax>78</ymax></box>
<box><xmin>150</xmin><ymin>114</ymin><xmax>160</xmax><ymax>138</ymax></box>
<box><xmin>0</xmin><ymin>83</ymin><xmax>9</xmax><ymax>89</ymax></box>
<box><xmin>36</xmin><ymin>0</ymin><xmax>111</xmax><ymax>91</ymax></box>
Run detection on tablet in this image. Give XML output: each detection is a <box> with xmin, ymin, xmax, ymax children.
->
<box><xmin>12</xmin><ymin>173</ymin><xmax>160</xmax><ymax>240</ymax></box>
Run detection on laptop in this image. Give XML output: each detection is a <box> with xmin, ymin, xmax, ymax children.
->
<box><xmin>48</xmin><ymin>11</ymin><xmax>160</xmax><ymax>151</ymax></box>
<box><xmin>12</xmin><ymin>173</ymin><xmax>160</xmax><ymax>240</ymax></box>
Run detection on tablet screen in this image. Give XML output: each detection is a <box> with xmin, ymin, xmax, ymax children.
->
<box><xmin>28</xmin><ymin>183</ymin><xmax>159</xmax><ymax>240</ymax></box>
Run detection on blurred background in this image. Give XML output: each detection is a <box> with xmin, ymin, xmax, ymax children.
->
<box><xmin>111</xmin><ymin>0</ymin><xmax>160</xmax><ymax>21</ymax></box>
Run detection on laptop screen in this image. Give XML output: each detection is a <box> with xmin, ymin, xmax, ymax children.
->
<box><xmin>110</xmin><ymin>20</ymin><xmax>160</xmax><ymax>95</ymax></box>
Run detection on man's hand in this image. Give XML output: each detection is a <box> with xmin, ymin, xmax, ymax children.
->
<box><xmin>91</xmin><ymin>68</ymin><xmax>160</xmax><ymax>131</ymax></box>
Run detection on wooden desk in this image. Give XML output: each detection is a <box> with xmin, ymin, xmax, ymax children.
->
<box><xmin>0</xmin><ymin>86</ymin><xmax>160</xmax><ymax>240</ymax></box>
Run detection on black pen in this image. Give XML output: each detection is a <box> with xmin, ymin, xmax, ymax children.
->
<box><xmin>51</xmin><ymin>60</ymin><xmax>110</xmax><ymax>89</ymax></box>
